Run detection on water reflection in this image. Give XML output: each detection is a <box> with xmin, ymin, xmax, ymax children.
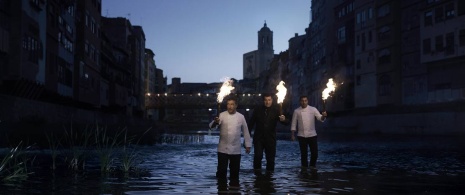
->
<box><xmin>1</xmin><ymin>133</ymin><xmax>465</xmax><ymax>194</ymax></box>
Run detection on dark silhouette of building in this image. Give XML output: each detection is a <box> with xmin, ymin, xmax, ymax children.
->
<box><xmin>0</xmin><ymin>0</ymin><xmax>167</xmax><ymax>121</ymax></box>
<box><xmin>74</xmin><ymin>0</ymin><xmax>102</xmax><ymax>108</ymax></box>
<box><xmin>243</xmin><ymin>22</ymin><xmax>275</xmax><ymax>80</ymax></box>
<box><xmin>101</xmin><ymin>17</ymin><xmax>147</xmax><ymax>117</ymax></box>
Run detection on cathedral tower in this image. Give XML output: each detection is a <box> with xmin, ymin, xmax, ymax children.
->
<box><xmin>243</xmin><ymin>22</ymin><xmax>275</xmax><ymax>80</ymax></box>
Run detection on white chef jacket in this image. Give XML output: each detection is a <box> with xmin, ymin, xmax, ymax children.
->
<box><xmin>290</xmin><ymin>106</ymin><xmax>325</xmax><ymax>137</ymax></box>
<box><xmin>209</xmin><ymin>111</ymin><xmax>252</xmax><ymax>155</ymax></box>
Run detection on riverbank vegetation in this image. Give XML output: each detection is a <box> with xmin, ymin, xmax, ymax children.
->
<box><xmin>0</xmin><ymin>123</ymin><xmax>154</xmax><ymax>185</ymax></box>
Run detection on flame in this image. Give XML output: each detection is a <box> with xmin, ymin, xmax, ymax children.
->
<box><xmin>217</xmin><ymin>77</ymin><xmax>235</xmax><ymax>103</ymax></box>
<box><xmin>322</xmin><ymin>78</ymin><xmax>336</xmax><ymax>100</ymax></box>
<box><xmin>276</xmin><ymin>81</ymin><xmax>287</xmax><ymax>104</ymax></box>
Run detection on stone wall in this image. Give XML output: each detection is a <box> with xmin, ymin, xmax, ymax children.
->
<box><xmin>0</xmin><ymin>94</ymin><xmax>141</xmax><ymax>125</ymax></box>
<box><xmin>322</xmin><ymin>112</ymin><xmax>465</xmax><ymax>135</ymax></box>
<box><xmin>0</xmin><ymin>95</ymin><xmax>158</xmax><ymax>146</ymax></box>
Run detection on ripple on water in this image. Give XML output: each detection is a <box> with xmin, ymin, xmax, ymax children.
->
<box><xmin>1</xmin><ymin>134</ymin><xmax>465</xmax><ymax>194</ymax></box>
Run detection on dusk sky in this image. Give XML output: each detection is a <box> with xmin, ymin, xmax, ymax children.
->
<box><xmin>102</xmin><ymin>0</ymin><xmax>311</xmax><ymax>84</ymax></box>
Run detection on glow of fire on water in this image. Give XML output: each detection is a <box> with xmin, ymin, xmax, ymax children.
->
<box><xmin>217</xmin><ymin>77</ymin><xmax>235</xmax><ymax>103</ymax></box>
<box><xmin>322</xmin><ymin>78</ymin><xmax>337</xmax><ymax>100</ymax></box>
<box><xmin>276</xmin><ymin>81</ymin><xmax>287</xmax><ymax>104</ymax></box>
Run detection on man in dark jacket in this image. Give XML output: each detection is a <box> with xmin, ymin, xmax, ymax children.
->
<box><xmin>248</xmin><ymin>94</ymin><xmax>287</xmax><ymax>172</ymax></box>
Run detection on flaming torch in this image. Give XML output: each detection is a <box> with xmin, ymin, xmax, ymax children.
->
<box><xmin>276</xmin><ymin>81</ymin><xmax>287</xmax><ymax>115</ymax></box>
<box><xmin>322</xmin><ymin>78</ymin><xmax>337</xmax><ymax>112</ymax></box>
<box><xmin>216</xmin><ymin>77</ymin><xmax>235</xmax><ymax>116</ymax></box>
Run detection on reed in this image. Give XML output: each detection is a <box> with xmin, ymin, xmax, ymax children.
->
<box><xmin>120</xmin><ymin>128</ymin><xmax>148</xmax><ymax>172</ymax></box>
<box><xmin>94</xmin><ymin>125</ymin><xmax>124</xmax><ymax>173</ymax></box>
<box><xmin>63</xmin><ymin>123</ymin><xmax>92</xmax><ymax>171</ymax></box>
<box><xmin>45</xmin><ymin>132</ymin><xmax>62</xmax><ymax>170</ymax></box>
<box><xmin>0</xmin><ymin>141</ymin><xmax>33</xmax><ymax>182</ymax></box>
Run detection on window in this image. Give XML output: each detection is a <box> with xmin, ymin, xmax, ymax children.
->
<box><xmin>459</xmin><ymin>29</ymin><xmax>465</xmax><ymax>46</ymax></box>
<box><xmin>24</xmin><ymin>36</ymin><xmax>40</xmax><ymax>63</ymax></box>
<box><xmin>58</xmin><ymin>32</ymin><xmax>62</xmax><ymax>43</ymax></box>
<box><xmin>356</xmin><ymin>59</ymin><xmax>361</xmax><ymax>69</ymax></box>
<box><xmin>58</xmin><ymin>16</ymin><xmax>63</xmax><ymax>26</ymax></box>
<box><xmin>378</xmin><ymin>48</ymin><xmax>391</xmax><ymax>64</ymax></box>
<box><xmin>67</xmin><ymin>5</ymin><xmax>74</xmax><ymax>16</ymax></box>
<box><xmin>424</xmin><ymin>10</ymin><xmax>433</xmax><ymax>26</ymax></box>
<box><xmin>356</xmin><ymin>75</ymin><xmax>361</xmax><ymax>86</ymax></box>
<box><xmin>361</xmin><ymin>10</ymin><xmax>366</xmax><ymax>22</ymax></box>
<box><xmin>423</xmin><ymin>38</ymin><xmax>431</xmax><ymax>54</ymax></box>
<box><xmin>63</xmin><ymin>37</ymin><xmax>73</xmax><ymax>52</ymax></box>
<box><xmin>58</xmin><ymin>61</ymin><xmax>64</xmax><ymax>81</ymax></box>
<box><xmin>435</xmin><ymin>35</ymin><xmax>443</xmax><ymax>52</ymax></box>
<box><xmin>378</xmin><ymin>4</ymin><xmax>390</xmax><ymax>17</ymax></box>
<box><xmin>445</xmin><ymin>32</ymin><xmax>454</xmax><ymax>54</ymax></box>
<box><xmin>95</xmin><ymin>51</ymin><xmax>100</xmax><ymax>65</ymax></box>
<box><xmin>337</xmin><ymin>26</ymin><xmax>346</xmax><ymax>43</ymax></box>
<box><xmin>91</xmin><ymin>19</ymin><xmax>96</xmax><ymax>34</ymax></box>
<box><xmin>361</xmin><ymin>33</ymin><xmax>366</xmax><ymax>51</ymax></box>
<box><xmin>90</xmin><ymin>45</ymin><xmax>95</xmax><ymax>60</ymax></box>
<box><xmin>378</xmin><ymin>26</ymin><xmax>390</xmax><ymax>41</ymax></box>
<box><xmin>459</xmin><ymin>1</ymin><xmax>465</xmax><ymax>16</ymax></box>
<box><xmin>379</xmin><ymin>75</ymin><xmax>391</xmax><ymax>96</ymax></box>
<box><xmin>85</xmin><ymin>42</ymin><xmax>89</xmax><ymax>55</ymax></box>
<box><xmin>368</xmin><ymin>31</ymin><xmax>372</xmax><ymax>42</ymax></box>
<box><xmin>85</xmin><ymin>13</ymin><xmax>89</xmax><ymax>27</ymax></box>
<box><xmin>66</xmin><ymin>24</ymin><xmax>73</xmax><ymax>34</ymax></box>
<box><xmin>356</xmin><ymin>35</ymin><xmax>360</xmax><ymax>46</ymax></box>
<box><xmin>445</xmin><ymin>3</ymin><xmax>455</xmax><ymax>19</ymax></box>
<box><xmin>435</xmin><ymin>6</ymin><xmax>444</xmax><ymax>22</ymax></box>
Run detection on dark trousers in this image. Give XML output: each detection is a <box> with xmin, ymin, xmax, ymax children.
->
<box><xmin>217</xmin><ymin>152</ymin><xmax>241</xmax><ymax>182</ymax></box>
<box><xmin>253</xmin><ymin>140</ymin><xmax>276</xmax><ymax>171</ymax></box>
<box><xmin>298</xmin><ymin>136</ymin><xmax>318</xmax><ymax>167</ymax></box>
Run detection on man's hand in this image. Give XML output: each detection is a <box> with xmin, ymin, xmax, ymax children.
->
<box><xmin>214</xmin><ymin>117</ymin><xmax>220</xmax><ymax>124</ymax></box>
<box><xmin>245</xmin><ymin>147</ymin><xmax>251</xmax><ymax>154</ymax></box>
<box><xmin>322</xmin><ymin>111</ymin><xmax>327</xmax><ymax>117</ymax></box>
<box><xmin>279</xmin><ymin>115</ymin><xmax>285</xmax><ymax>121</ymax></box>
<box><xmin>291</xmin><ymin>131</ymin><xmax>295</xmax><ymax>141</ymax></box>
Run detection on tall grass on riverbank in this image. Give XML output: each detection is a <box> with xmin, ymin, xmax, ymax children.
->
<box><xmin>120</xmin><ymin>128</ymin><xmax>150</xmax><ymax>173</ymax></box>
<box><xmin>0</xmin><ymin>142</ymin><xmax>34</xmax><ymax>182</ymax></box>
<box><xmin>4</xmin><ymin>123</ymin><xmax>153</xmax><ymax>178</ymax></box>
<box><xmin>63</xmin><ymin>124</ymin><xmax>92</xmax><ymax>171</ymax></box>
<box><xmin>45</xmin><ymin>132</ymin><xmax>62</xmax><ymax>170</ymax></box>
<box><xmin>94</xmin><ymin>125</ymin><xmax>124</xmax><ymax>173</ymax></box>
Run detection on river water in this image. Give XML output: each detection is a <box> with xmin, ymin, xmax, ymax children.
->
<box><xmin>1</xmin><ymin>132</ymin><xmax>465</xmax><ymax>194</ymax></box>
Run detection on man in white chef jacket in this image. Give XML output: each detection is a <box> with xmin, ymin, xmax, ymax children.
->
<box><xmin>209</xmin><ymin>96</ymin><xmax>252</xmax><ymax>186</ymax></box>
<box><xmin>290</xmin><ymin>95</ymin><xmax>327</xmax><ymax>169</ymax></box>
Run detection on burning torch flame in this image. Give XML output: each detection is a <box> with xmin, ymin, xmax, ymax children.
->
<box><xmin>217</xmin><ymin>78</ymin><xmax>235</xmax><ymax>103</ymax></box>
<box><xmin>276</xmin><ymin>81</ymin><xmax>287</xmax><ymax>104</ymax></box>
<box><xmin>322</xmin><ymin>78</ymin><xmax>336</xmax><ymax>100</ymax></box>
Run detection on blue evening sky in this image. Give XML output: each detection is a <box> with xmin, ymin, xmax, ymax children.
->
<box><xmin>102</xmin><ymin>0</ymin><xmax>311</xmax><ymax>84</ymax></box>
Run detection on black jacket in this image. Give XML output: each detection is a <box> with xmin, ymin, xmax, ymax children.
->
<box><xmin>248</xmin><ymin>105</ymin><xmax>287</xmax><ymax>144</ymax></box>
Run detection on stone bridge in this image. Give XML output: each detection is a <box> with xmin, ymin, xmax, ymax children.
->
<box><xmin>145</xmin><ymin>93</ymin><xmax>264</xmax><ymax>109</ymax></box>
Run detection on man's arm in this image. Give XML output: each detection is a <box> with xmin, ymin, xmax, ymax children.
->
<box><xmin>290</xmin><ymin>109</ymin><xmax>298</xmax><ymax>141</ymax></box>
<box><xmin>242</xmin><ymin>116</ymin><xmax>252</xmax><ymax>154</ymax></box>
<box><xmin>209</xmin><ymin>115</ymin><xmax>221</xmax><ymax>130</ymax></box>
<box><xmin>314</xmin><ymin>108</ymin><xmax>326</xmax><ymax>122</ymax></box>
<box><xmin>247</xmin><ymin>109</ymin><xmax>256</xmax><ymax>136</ymax></box>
